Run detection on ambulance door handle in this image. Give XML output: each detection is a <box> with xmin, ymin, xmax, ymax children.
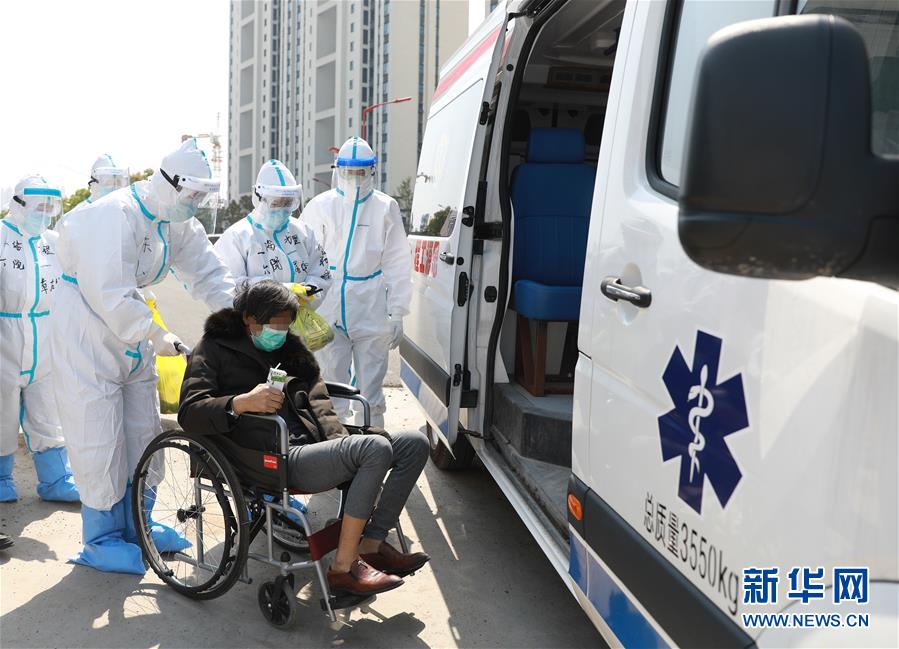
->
<box><xmin>600</xmin><ymin>276</ymin><xmax>652</xmax><ymax>308</ymax></box>
<box><xmin>440</xmin><ymin>251</ymin><xmax>455</xmax><ymax>265</ymax></box>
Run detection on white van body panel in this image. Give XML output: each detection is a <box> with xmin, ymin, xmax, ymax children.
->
<box><xmin>404</xmin><ymin>0</ymin><xmax>899</xmax><ymax>643</ymax></box>
<box><xmin>583</xmin><ymin>0</ymin><xmax>898</xmax><ymax>630</ymax></box>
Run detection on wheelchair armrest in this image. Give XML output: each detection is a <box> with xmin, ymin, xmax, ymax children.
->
<box><xmin>324</xmin><ymin>383</ymin><xmax>371</xmax><ymax>428</ymax></box>
<box><xmin>325</xmin><ymin>381</ymin><xmax>360</xmax><ymax>398</ymax></box>
<box><xmin>239</xmin><ymin>413</ymin><xmax>290</xmax><ymax>455</ymax></box>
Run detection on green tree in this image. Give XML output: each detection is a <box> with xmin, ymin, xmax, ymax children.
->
<box><xmin>217</xmin><ymin>195</ymin><xmax>253</xmax><ymax>233</ymax></box>
<box><xmin>63</xmin><ymin>187</ymin><xmax>91</xmax><ymax>214</ymax></box>
<box><xmin>395</xmin><ymin>177</ymin><xmax>414</xmax><ymax>233</ymax></box>
<box><xmin>425</xmin><ymin>206</ymin><xmax>454</xmax><ymax>237</ymax></box>
<box><xmin>130</xmin><ymin>168</ymin><xmax>154</xmax><ymax>183</ymax></box>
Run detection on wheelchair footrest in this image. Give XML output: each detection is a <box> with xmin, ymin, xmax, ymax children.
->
<box><xmin>307</xmin><ymin>519</ymin><xmax>342</xmax><ymax>561</ymax></box>
<box><xmin>321</xmin><ymin>592</ymin><xmax>376</xmax><ymax>612</ymax></box>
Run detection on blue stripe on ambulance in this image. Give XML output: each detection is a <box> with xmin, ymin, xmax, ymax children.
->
<box><xmin>399</xmin><ymin>358</ymin><xmax>449</xmax><ymax>437</ymax></box>
<box><xmin>569</xmin><ymin>531</ymin><xmax>670</xmax><ymax>648</ymax></box>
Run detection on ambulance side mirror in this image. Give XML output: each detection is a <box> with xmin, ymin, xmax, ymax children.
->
<box><xmin>678</xmin><ymin>15</ymin><xmax>898</xmax><ymax>288</ymax></box>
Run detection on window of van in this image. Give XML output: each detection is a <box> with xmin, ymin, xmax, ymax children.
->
<box><xmin>656</xmin><ymin>0</ymin><xmax>777</xmax><ymax>188</ymax></box>
<box><xmin>798</xmin><ymin>0</ymin><xmax>899</xmax><ymax>157</ymax></box>
<box><xmin>408</xmin><ymin>82</ymin><xmax>484</xmax><ymax>237</ymax></box>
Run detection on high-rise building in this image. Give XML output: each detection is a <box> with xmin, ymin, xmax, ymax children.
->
<box><xmin>228</xmin><ymin>0</ymin><xmax>469</xmax><ymax>203</ymax></box>
<box><xmin>228</xmin><ymin>1</ymin><xmax>279</xmax><ymax>201</ymax></box>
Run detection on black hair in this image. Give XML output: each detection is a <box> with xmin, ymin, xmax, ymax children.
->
<box><xmin>232</xmin><ymin>280</ymin><xmax>299</xmax><ymax>324</ymax></box>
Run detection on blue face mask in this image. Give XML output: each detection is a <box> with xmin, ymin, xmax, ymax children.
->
<box><xmin>251</xmin><ymin>325</ymin><xmax>288</xmax><ymax>351</ymax></box>
<box><xmin>168</xmin><ymin>201</ymin><xmax>198</xmax><ymax>223</ymax></box>
<box><xmin>257</xmin><ymin>208</ymin><xmax>291</xmax><ymax>230</ymax></box>
<box><xmin>93</xmin><ymin>185</ymin><xmax>116</xmax><ymax>200</ymax></box>
<box><xmin>24</xmin><ymin>210</ymin><xmax>51</xmax><ymax>236</ymax></box>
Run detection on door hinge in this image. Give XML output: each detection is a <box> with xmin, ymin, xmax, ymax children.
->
<box><xmin>462</xmin><ymin>205</ymin><xmax>475</xmax><ymax>227</ymax></box>
<box><xmin>452</xmin><ymin>363</ymin><xmax>463</xmax><ymax>387</ymax></box>
<box><xmin>457</xmin><ymin>272</ymin><xmax>470</xmax><ymax>307</ymax></box>
<box><xmin>478</xmin><ymin>101</ymin><xmax>491</xmax><ymax>125</ymax></box>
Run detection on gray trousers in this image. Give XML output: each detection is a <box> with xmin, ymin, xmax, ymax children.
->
<box><xmin>287</xmin><ymin>430</ymin><xmax>429</xmax><ymax>541</ymax></box>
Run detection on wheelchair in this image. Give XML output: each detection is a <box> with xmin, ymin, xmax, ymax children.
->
<box><xmin>130</xmin><ymin>382</ymin><xmax>410</xmax><ymax>628</ymax></box>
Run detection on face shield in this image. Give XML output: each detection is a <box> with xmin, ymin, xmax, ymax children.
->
<box><xmin>159</xmin><ymin>169</ymin><xmax>221</xmax><ymax>224</ymax></box>
<box><xmin>336</xmin><ymin>164</ymin><xmax>375</xmax><ymax>197</ymax></box>
<box><xmin>335</xmin><ymin>137</ymin><xmax>377</xmax><ymax>197</ymax></box>
<box><xmin>90</xmin><ymin>166</ymin><xmax>130</xmax><ymax>199</ymax></box>
<box><xmin>17</xmin><ymin>187</ymin><xmax>63</xmax><ymax>235</ymax></box>
<box><xmin>254</xmin><ymin>184</ymin><xmax>302</xmax><ymax>230</ymax></box>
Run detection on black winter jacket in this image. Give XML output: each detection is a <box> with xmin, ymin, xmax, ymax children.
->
<box><xmin>178</xmin><ymin>307</ymin><xmax>347</xmax><ymax>455</ymax></box>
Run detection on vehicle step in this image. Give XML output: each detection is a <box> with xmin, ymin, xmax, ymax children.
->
<box><xmin>493</xmin><ymin>383</ymin><xmax>572</xmax><ymax>467</ymax></box>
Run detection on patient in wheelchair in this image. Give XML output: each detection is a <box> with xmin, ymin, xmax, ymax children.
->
<box><xmin>178</xmin><ymin>281</ymin><xmax>430</xmax><ymax>596</ymax></box>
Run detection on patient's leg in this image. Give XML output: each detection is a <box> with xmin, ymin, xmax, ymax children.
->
<box><xmin>360</xmin><ymin>430</ymin><xmax>429</xmax><ymax>547</ymax></box>
<box><xmin>287</xmin><ymin>434</ymin><xmax>393</xmax><ymax>570</ymax></box>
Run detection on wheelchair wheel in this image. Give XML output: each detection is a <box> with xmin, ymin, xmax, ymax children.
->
<box><xmin>258</xmin><ymin>576</ymin><xmax>296</xmax><ymax>629</ymax></box>
<box><xmin>132</xmin><ymin>430</ymin><xmax>249</xmax><ymax>600</ymax></box>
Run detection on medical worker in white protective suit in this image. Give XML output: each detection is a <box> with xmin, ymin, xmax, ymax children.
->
<box><xmin>302</xmin><ymin>137</ymin><xmax>411</xmax><ymax>428</ymax></box>
<box><xmin>60</xmin><ymin>154</ymin><xmax>131</xmax><ymax>222</ymax></box>
<box><xmin>214</xmin><ymin>159</ymin><xmax>332</xmax><ymax>301</ymax></box>
<box><xmin>0</xmin><ymin>176</ymin><xmax>80</xmax><ymax>503</ymax></box>
<box><xmin>51</xmin><ymin>139</ymin><xmax>235</xmax><ymax>574</ymax></box>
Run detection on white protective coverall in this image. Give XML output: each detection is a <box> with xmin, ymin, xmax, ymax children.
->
<box><xmin>302</xmin><ymin>137</ymin><xmax>412</xmax><ymax>427</ymax></box>
<box><xmin>214</xmin><ymin>159</ymin><xmax>332</xmax><ymax>304</ymax></box>
<box><xmin>0</xmin><ymin>175</ymin><xmax>79</xmax><ymax>502</ymax></box>
<box><xmin>50</xmin><ymin>139</ymin><xmax>234</xmax><ymax>573</ymax></box>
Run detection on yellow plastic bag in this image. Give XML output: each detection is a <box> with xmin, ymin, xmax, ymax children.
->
<box><xmin>290</xmin><ymin>304</ymin><xmax>334</xmax><ymax>351</ymax></box>
<box><xmin>147</xmin><ymin>297</ymin><xmax>187</xmax><ymax>414</ymax></box>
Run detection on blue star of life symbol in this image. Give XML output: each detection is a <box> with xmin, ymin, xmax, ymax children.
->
<box><xmin>658</xmin><ymin>331</ymin><xmax>748</xmax><ymax>514</ymax></box>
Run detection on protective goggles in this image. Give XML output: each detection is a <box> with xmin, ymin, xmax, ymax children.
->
<box><xmin>337</xmin><ymin>166</ymin><xmax>374</xmax><ymax>179</ymax></box>
<box><xmin>90</xmin><ymin>166</ymin><xmax>130</xmax><ymax>190</ymax></box>
<box><xmin>255</xmin><ymin>184</ymin><xmax>302</xmax><ymax>213</ymax></box>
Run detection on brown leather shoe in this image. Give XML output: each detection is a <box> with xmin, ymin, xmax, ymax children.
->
<box><xmin>360</xmin><ymin>541</ymin><xmax>430</xmax><ymax>577</ymax></box>
<box><xmin>327</xmin><ymin>559</ymin><xmax>404</xmax><ymax>596</ymax></box>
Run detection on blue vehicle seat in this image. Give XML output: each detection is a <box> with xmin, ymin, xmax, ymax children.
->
<box><xmin>511</xmin><ymin>127</ymin><xmax>596</xmax><ymax>322</ymax></box>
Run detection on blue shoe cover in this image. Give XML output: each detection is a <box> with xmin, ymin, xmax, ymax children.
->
<box><xmin>264</xmin><ymin>493</ymin><xmax>307</xmax><ymax>524</ymax></box>
<box><xmin>69</xmin><ymin>499</ymin><xmax>145</xmax><ymax>575</ymax></box>
<box><xmin>0</xmin><ymin>455</ymin><xmax>17</xmax><ymax>502</ymax></box>
<box><xmin>124</xmin><ymin>484</ymin><xmax>191</xmax><ymax>553</ymax></box>
<box><xmin>33</xmin><ymin>447</ymin><xmax>81</xmax><ymax>502</ymax></box>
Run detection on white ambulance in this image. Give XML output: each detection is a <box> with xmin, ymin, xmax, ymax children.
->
<box><xmin>400</xmin><ymin>0</ymin><xmax>898</xmax><ymax>646</ymax></box>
